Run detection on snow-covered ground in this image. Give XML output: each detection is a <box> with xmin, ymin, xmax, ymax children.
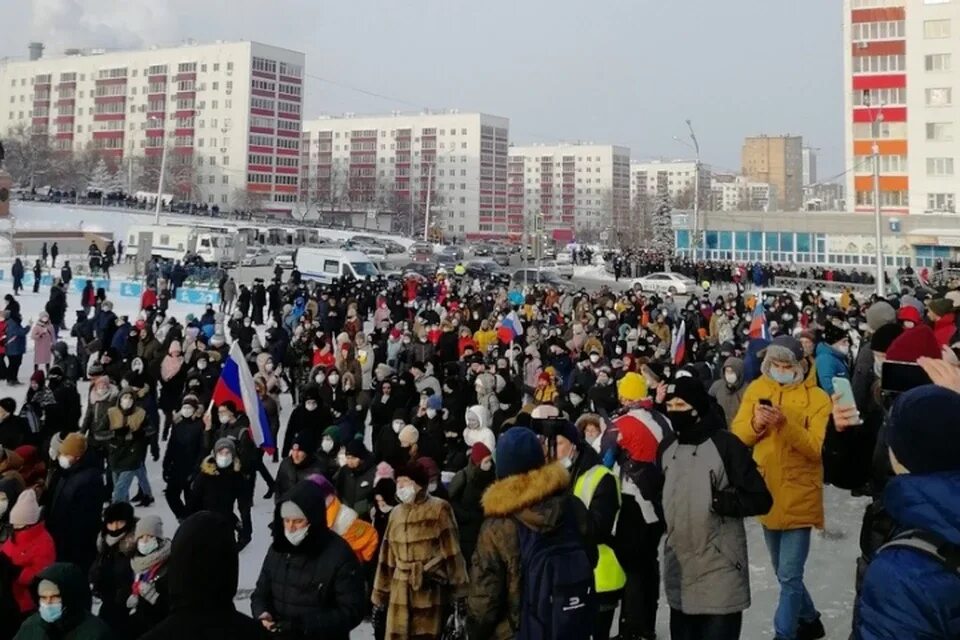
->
<box><xmin>1</xmin><ymin>253</ymin><xmax>867</xmax><ymax>639</ymax></box>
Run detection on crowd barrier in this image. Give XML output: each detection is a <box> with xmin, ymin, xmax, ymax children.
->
<box><xmin>0</xmin><ymin>271</ymin><xmax>219</xmax><ymax>305</ymax></box>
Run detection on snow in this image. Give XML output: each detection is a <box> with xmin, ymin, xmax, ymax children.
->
<box><xmin>4</xmin><ymin>273</ymin><xmax>867</xmax><ymax>639</ymax></box>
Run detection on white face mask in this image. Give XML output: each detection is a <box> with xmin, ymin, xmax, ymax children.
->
<box><xmin>873</xmin><ymin>359</ymin><xmax>884</xmax><ymax>377</ymax></box>
<box><xmin>138</xmin><ymin>537</ymin><xmax>159</xmax><ymax>556</ymax></box>
<box><xmin>396</xmin><ymin>486</ymin><xmax>417</xmax><ymax>504</ymax></box>
<box><xmin>305</xmin><ymin>401</ymin><xmax>318</xmax><ymax>412</ymax></box>
<box><xmin>285</xmin><ymin>526</ymin><xmax>310</xmax><ymax>546</ymax></box>
<box><xmin>426</xmin><ymin>408</ymin><xmax>437</xmax><ymax>419</ymax></box>
<box><xmin>0</xmin><ymin>497</ymin><xmax>7</xmax><ymax>517</ymax></box>
<box><xmin>428</xmin><ymin>482</ymin><xmax>438</xmax><ymax>493</ymax></box>
<box><xmin>321</xmin><ymin>438</ymin><xmax>335</xmax><ymax>453</ymax></box>
<box><xmin>480</xmin><ymin>460</ymin><xmax>492</xmax><ymax>472</ymax></box>
<box><xmin>835</xmin><ymin>343</ymin><xmax>850</xmax><ymax>356</ymax></box>
<box><xmin>197</xmin><ymin>361</ymin><xmax>208</xmax><ymax>370</ymax></box>
<box><xmin>215</xmin><ymin>454</ymin><xmax>233</xmax><ymax>469</ymax></box>
<box><xmin>120</xmin><ymin>398</ymin><xmax>134</xmax><ymax>410</ymax></box>
<box><xmin>724</xmin><ymin>372</ymin><xmax>738</xmax><ymax>385</ymax></box>
<box><xmin>328</xmin><ymin>374</ymin><xmax>340</xmax><ymax>385</ymax></box>
<box><xmin>589</xmin><ymin>354</ymin><xmax>600</xmax><ymax>363</ymax></box>
<box><xmin>337</xmin><ymin>452</ymin><xmax>347</xmax><ymax>467</ymax></box>
<box><xmin>569</xmin><ymin>393</ymin><xmax>583</xmax><ymax>406</ymax></box>
<box><xmin>180</xmin><ymin>406</ymin><xmax>194</xmax><ymax>418</ymax></box>
<box><xmin>58</xmin><ymin>455</ymin><xmax>72</xmax><ymax>470</ymax></box>
<box><xmin>218</xmin><ymin>412</ymin><xmax>231</xmax><ymax>424</ymax></box>
<box><xmin>560</xmin><ymin>456</ymin><xmax>573</xmax><ymax>470</ymax></box>
<box><xmin>392</xmin><ymin>420</ymin><xmax>404</xmax><ymax>434</ymax></box>
<box><xmin>315</xmin><ymin>373</ymin><xmax>325</xmax><ymax>384</ymax></box>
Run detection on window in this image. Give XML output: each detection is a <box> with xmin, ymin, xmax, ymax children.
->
<box><xmin>927</xmin><ymin>122</ymin><xmax>954</xmax><ymax>141</ymax></box>
<box><xmin>925</xmin><ymin>54</ymin><xmax>952</xmax><ymax>71</ymax></box>
<box><xmin>926</xmin><ymin>87</ymin><xmax>952</xmax><ymax>107</ymax></box>
<box><xmin>927</xmin><ymin>193</ymin><xmax>955</xmax><ymax>212</ymax></box>
<box><xmin>925</xmin><ymin>19</ymin><xmax>951</xmax><ymax>38</ymax></box>
<box><xmin>927</xmin><ymin>157</ymin><xmax>954</xmax><ymax>176</ymax></box>
<box><xmin>852</xmin><ymin>54</ymin><xmax>906</xmax><ymax>73</ymax></box>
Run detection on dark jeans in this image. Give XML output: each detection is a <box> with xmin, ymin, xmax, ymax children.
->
<box><xmin>594</xmin><ymin>607</ymin><xmax>617</xmax><ymax>640</ymax></box>
<box><xmin>620</xmin><ymin>530</ymin><xmax>662</xmax><ymax>638</ymax></box>
<box><xmin>6</xmin><ymin>354</ymin><xmax>22</xmax><ymax>383</ymax></box>
<box><xmin>164</xmin><ymin>478</ymin><xmax>190</xmax><ymax>522</ymax></box>
<box><xmin>238</xmin><ymin>473</ymin><xmax>255</xmax><ymax>541</ymax></box>
<box><xmin>669</xmin><ymin>609</ymin><xmax>742</xmax><ymax>640</ymax></box>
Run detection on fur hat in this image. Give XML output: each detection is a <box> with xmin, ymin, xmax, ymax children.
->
<box><xmin>398</xmin><ymin>424</ymin><xmax>419</xmax><ymax>447</ymax></box>
<box><xmin>871</xmin><ymin>324</ymin><xmax>903</xmax><ymax>354</ymax></box>
<box><xmin>822</xmin><ymin>322</ymin><xmax>849</xmax><ymax>346</ymax></box>
<box><xmin>396</xmin><ymin>462</ymin><xmax>429</xmax><ymax>489</ymax></box>
<box><xmin>103</xmin><ymin>502</ymin><xmax>135</xmax><ymax>525</ymax></box>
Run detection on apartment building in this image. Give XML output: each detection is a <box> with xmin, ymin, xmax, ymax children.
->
<box><xmin>0</xmin><ymin>40</ymin><xmax>304</xmax><ymax>213</ymax></box>
<box><xmin>709</xmin><ymin>173</ymin><xmax>773</xmax><ymax>211</ymax></box>
<box><xmin>301</xmin><ymin>111</ymin><xmax>509</xmax><ymax>239</ymax></box>
<box><xmin>629</xmin><ymin>159</ymin><xmax>713</xmax><ymax>209</ymax></box>
<box><xmin>742</xmin><ymin>135</ymin><xmax>803</xmax><ymax>211</ymax></box>
<box><xmin>508</xmin><ymin>143</ymin><xmax>630</xmax><ymax>243</ymax></box>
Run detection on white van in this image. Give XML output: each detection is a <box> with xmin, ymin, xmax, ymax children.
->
<box><xmin>294</xmin><ymin>248</ymin><xmax>380</xmax><ymax>283</ymax></box>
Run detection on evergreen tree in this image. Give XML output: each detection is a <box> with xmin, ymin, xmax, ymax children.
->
<box><xmin>87</xmin><ymin>158</ymin><xmax>111</xmax><ymax>195</ymax></box>
<box><xmin>651</xmin><ymin>196</ymin><xmax>674</xmax><ymax>257</ymax></box>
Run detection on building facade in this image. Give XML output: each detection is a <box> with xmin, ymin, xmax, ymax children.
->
<box><xmin>802</xmin><ymin>146</ymin><xmax>818</xmax><ymax>185</ymax></box>
<box><xmin>508</xmin><ymin>144</ymin><xmax>630</xmax><ymax>244</ymax></box>
<box><xmin>844</xmin><ymin>0</ymin><xmax>960</xmax><ymax>216</ymax></box>
<box><xmin>741</xmin><ymin>135</ymin><xmax>803</xmax><ymax>211</ymax></box>
<box><xmin>301</xmin><ymin>111</ymin><xmax>509</xmax><ymax>240</ymax></box>
<box><xmin>629</xmin><ymin>159</ymin><xmax>712</xmax><ymax>210</ymax></box>
<box><xmin>0</xmin><ymin>41</ymin><xmax>304</xmax><ymax>213</ymax></box>
<box><xmin>708</xmin><ymin>173</ymin><xmax>773</xmax><ymax>211</ymax></box>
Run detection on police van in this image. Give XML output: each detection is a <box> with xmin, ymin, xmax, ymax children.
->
<box><xmin>294</xmin><ymin>248</ymin><xmax>381</xmax><ymax>283</ymax></box>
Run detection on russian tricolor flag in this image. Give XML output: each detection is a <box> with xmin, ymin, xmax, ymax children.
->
<box><xmin>212</xmin><ymin>342</ymin><xmax>275</xmax><ymax>453</ymax></box>
<box><xmin>749</xmin><ymin>302</ymin><xmax>769</xmax><ymax>340</ymax></box>
<box><xmin>670</xmin><ymin>318</ymin><xmax>686</xmax><ymax>366</ymax></box>
<box><xmin>497</xmin><ymin>310</ymin><xmax>524</xmax><ymax>344</ymax></box>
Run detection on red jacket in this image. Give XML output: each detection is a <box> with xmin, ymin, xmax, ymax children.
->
<box><xmin>933</xmin><ymin>313</ymin><xmax>957</xmax><ymax>347</ymax></box>
<box><xmin>0</xmin><ymin>522</ymin><xmax>56</xmax><ymax>613</ymax></box>
<box><xmin>312</xmin><ymin>349</ymin><xmax>335</xmax><ymax>369</ymax></box>
<box><xmin>140</xmin><ymin>288</ymin><xmax>158</xmax><ymax>310</ymax></box>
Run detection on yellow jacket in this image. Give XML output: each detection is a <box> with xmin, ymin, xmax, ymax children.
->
<box><xmin>474</xmin><ymin>329</ymin><xmax>498</xmax><ymax>354</ymax></box>
<box><xmin>731</xmin><ymin>374</ymin><xmax>830</xmax><ymax>530</ymax></box>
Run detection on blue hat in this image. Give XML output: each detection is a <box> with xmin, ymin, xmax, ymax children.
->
<box><xmin>426</xmin><ymin>395</ymin><xmax>442</xmax><ymax>411</ymax></box>
<box><xmin>495</xmin><ymin>427</ymin><xmax>545</xmax><ymax>479</ymax></box>
<box><xmin>889</xmin><ymin>385</ymin><xmax>960</xmax><ymax>475</ymax></box>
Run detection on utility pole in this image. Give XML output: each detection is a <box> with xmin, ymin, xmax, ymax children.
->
<box><xmin>127</xmin><ymin>138</ymin><xmax>134</xmax><ymax>195</ymax></box>
<box><xmin>423</xmin><ymin>162</ymin><xmax>433</xmax><ymax>242</ymax></box>
<box><xmin>872</xmin><ymin>102</ymin><xmax>885</xmax><ymax>297</ymax></box>
<box><xmin>154</xmin><ymin>142</ymin><xmax>167</xmax><ymax>225</ymax></box>
<box><xmin>687</xmin><ymin>119</ymin><xmax>701</xmax><ymax>262</ymax></box>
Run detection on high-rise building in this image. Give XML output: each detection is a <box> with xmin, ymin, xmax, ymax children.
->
<box><xmin>741</xmin><ymin>135</ymin><xmax>803</xmax><ymax>211</ymax></box>
<box><xmin>843</xmin><ymin>0</ymin><xmax>960</xmax><ymax>215</ymax></box>
<box><xmin>802</xmin><ymin>146</ymin><xmax>819</xmax><ymax>185</ymax></box>
<box><xmin>300</xmin><ymin>111</ymin><xmax>509</xmax><ymax>240</ymax></box>
<box><xmin>0</xmin><ymin>41</ymin><xmax>305</xmax><ymax>214</ymax></box>
<box><xmin>629</xmin><ymin>159</ymin><xmax>712</xmax><ymax>209</ymax></box>
<box><xmin>508</xmin><ymin>143</ymin><xmax>630</xmax><ymax>244</ymax></box>
<box><xmin>708</xmin><ymin>173</ymin><xmax>772</xmax><ymax>212</ymax></box>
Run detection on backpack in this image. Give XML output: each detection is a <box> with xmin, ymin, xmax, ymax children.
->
<box><xmin>879</xmin><ymin>528</ymin><xmax>960</xmax><ymax>575</ymax></box>
<box><xmin>515</xmin><ymin>509</ymin><xmax>595</xmax><ymax>640</ymax></box>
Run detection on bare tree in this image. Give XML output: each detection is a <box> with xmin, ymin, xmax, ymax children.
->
<box><xmin>2</xmin><ymin>123</ymin><xmax>55</xmax><ymax>187</ymax></box>
<box><xmin>232</xmin><ymin>187</ymin><xmax>270</xmax><ymax>213</ymax></box>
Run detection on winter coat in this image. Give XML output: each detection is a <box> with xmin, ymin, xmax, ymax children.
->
<box><xmin>30</xmin><ymin>323</ymin><xmax>55</xmax><ymax>369</ymax></box>
<box><xmin>326</xmin><ymin>496</ymin><xmax>379</xmax><ymax>563</ymax></box>
<box><xmin>932</xmin><ymin>312</ymin><xmax>959</xmax><ymax>347</ymax></box>
<box><xmin>140</xmin><ymin>512</ymin><xmax>267</xmax><ymax>640</ymax></box>
<box><xmin>44</xmin><ymin>452</ymin><xmax>104</xmax><ymax>573</ymax></box>
<box><xmin>732</xmin><ymin>372</ymin><xmax>831</xmax><ymax>530</ymax></box>
<box><xmin>274</xmin><ymin>454</ymin><xmax>325</xmax><ymax>504</ymax></box>
<box><xmin>0</xmin><ymin>522</ymin><xmax>56</xmax><ymax>613</ymax></box>
<box><xmin>334</xmin><ymin>457</ymin><xmax>376</xmax><ymax>519</ymax></box>
<box><xmin>0</xmin><ymin>414</ymin><xmax>30</xmax><ymax>451</ymax></box>
<box><xmin>447</xmin><ymin>461</ymin><xmax>496</xmax><ymax>565</ymax></box>
<box><xmin>103</xmin><ymin>404</ymin><xmax>148</xmax><ymax>472</ymax></box>
<box><xmin>466</xmin><ymin>463</ymin><xmax>594</xmax><ymax>640</ymax></box>
<box><xmin>162</xmin><ymin>416</ymin><xmax>205</xmax><ymax>485</ymax></box>
<box><xmin>814</xmin><ymin>341</ymin><xmax>849</xmax><ymax>396</ymax></box>
<box><xmin>187</xmin><ymin>456</ymin><xmax>244</xmax><ymax>521</ymax></box>
<box><xmin>282</xmin><ymin>404</ymin><xmax>330</xmax><ymax>458</ymax></box>
<box><xmin>4</xmin><ymin>319</ymin><xmax>27</xmax><ymax>358</ymax></box>
<box><xmin>251</xmin><ymin>480</ymin><xmax>366</xmax><ymax>640</ymax></box>
<box><xmin>88</xmin><ymin>528</ymin><xmax>136</xmax><ymax>637</ymax></box>
<box><xmin>658</xmin><ymin>415</ymin><xmax>772</xmax><ymax>615</ymax></box>
<box><xmin>372</xmin><ymin>492</ymin><xmax>469</xmax><ymax>639</ymax></box>
<box><xmin>127</xmin><ymin>539</ymin><xmax>171</xmax><ymax>637</ymax></box>
<box><xmin>13</xmin><ymin>563</ymin><xmax>112</xmax><ymax>640</ymax></box>
<box><xmin>854</xmin><ymin>471</ymin><xmax>960</xmax><ymax>640</ymax></box>
<box><xmin>708</xmin><ymin>356</ymin><xmax>747</xmax><ymax>427</ymax></box>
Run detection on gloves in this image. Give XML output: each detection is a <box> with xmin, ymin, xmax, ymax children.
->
<box><xmin>138</xmin><ymin>580</ymin><xmax>159</xmax><ymax>605</ymax></box>
<box><xmin>270</xmin><ymin>619</ymin><xmax>300</xmax><ymax>635</ymax></box>
<box><xmin>709</xmin><ymin>470</ymin><xmax>739</xmax><ymax>517</ymax></box>
<box><xmin>372</xmin><ymin>604</ymin><xmax>387</xmax><ymax>630</ymax></box>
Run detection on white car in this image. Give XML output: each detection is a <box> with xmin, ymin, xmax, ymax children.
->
<box><xmin>540</xmin><ymin>260</ymin><xmax>574</xmax><ymax>279</ymax></box>
<box><xmin>240</xmin><ymin>247</ymin><xmax>274</xmax><ymax>267</ymax></box>
<box><xmin>275</xmin><ymin>251</ymin><xmax>295</xmax><ymax>269</ymax></box>
<box><xmin>633</xmin><ymin>272</ymin><xmax>701</xmax><ymax>295</ymax></box>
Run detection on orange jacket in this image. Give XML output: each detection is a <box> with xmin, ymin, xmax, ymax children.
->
<box><xmin>327</xmin><ymin>497</ymin><xmax>379</xmax><ymax>562</ymax></box>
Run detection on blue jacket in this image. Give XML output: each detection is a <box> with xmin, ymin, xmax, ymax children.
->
<box><xmin>4</xmin><ymin>319</ymin><xmax>26</xmax><ymax>356</ymax></box>
<box><xmin>855</xmin><ymin>471</ymin><xmax>960</xmax><ymax>640</ymax></box>
<box><xmin>815</xmin><ymin>342</ymin><xmax>849</xmax><ymax>395</ymax></box>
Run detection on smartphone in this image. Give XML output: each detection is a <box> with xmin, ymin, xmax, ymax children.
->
<box><xmin>881</xmin><ymin>361</ymin><xmax>932</xmax><ymax>394</ymax></box>
<box><xmin>758</xmin><ymin>399</ymin><xmax>773</xmax><ymax>407</ymax></box>
<box><xmin>832</xmin><ymin>377</ymin><xmax>856</xmax><ymax>409</ymax></box>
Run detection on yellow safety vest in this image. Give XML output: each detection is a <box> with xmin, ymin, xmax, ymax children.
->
<box><xmin>574</xmin><ymin>465</ymin><xmax>627</xmax><ymax>593</ymax></box>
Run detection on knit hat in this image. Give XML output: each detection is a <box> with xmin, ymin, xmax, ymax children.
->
<box><xmin>396</xmin><ymin>462</ymin><xmax>429</xmax><ymax>489</ymax></box>
<box><xmin>9</xmin><ymin>489</ymin><xmax>41</xmax><ymax>528</ymax></box>
<box><xmin>871</xmin><ymin>324</ymin><xmax>903</xmax><ymax>354</ymax></box>
<box><xmin>321</xmin><ymin>425</ymin><xmax>341</xmax><ymax>446</ymax></box>
<box><xmin>398</xmin><ymin>424</ymin><xmax>419</xmax><ymax>447</ymax></box>
<box><xmin>886</xmin><ymin>326</ymin><xmax>941</xmax><ymax>362</ymax></box>
<box><xmin>280</xmin><ymin>500</ymin><xmax>306</xmax><ymax>520</ymax></box>
<box><xmin>0</xmin><ymin>398</ymin><xmax>16</xmax><ymax>414</ymax></box>
<box><xmin>344</xmin><ymin>439</ymin><xmax>369</xmax><ymax>459</ymax></box>
<box><xmin>897</xmin><ymin>305</ymin><xmax>922</xmax><ymax>326</ymax></box>
<box><xmin>888</xmin><ymin>385</ymin><xmax>960</xmax><ymax>474</ymax></box>
<box><xmin>946</xmin><ymin>290</ymin><xmax>960</xmax><ymax>310</ymax></box>
<box><xmin>927</xmin><ymin>298</ymin><xmax>954</xmax><ymax>318</ymax></box>
<box><xmin>306</xmin><ymin>474</ymin><xmax>337</xmax><ymax>503</ymax></box>
<box><xmin>865</xmin><ymin>301</ymin><xmax>896</xmax><ymax>331</ymax></box>
<box><xmin>617</xmin><ymin>372</ymin><xmax>647</xmax><ymax>402</ymax></box>
<box><xmin>495</xmin><ymin>427</ymin><xmax>546</xmax><ymax>480</ymax></box>
<box><xmin>537</xmin><ymin>371</ymin><xmax>552</xmax><ymax>385</ymax></box>
<box><xmin>822</xmin><ymin>322</ymin><xmax>849</xmax><ymax>346</ymax></box>
<box><xmin>470</xmin><ymin>442</ymin><xmax>492</xmax><ymax>466</ymax></box>
<box><xmin>29</xmin><ymin>369</ymin><xmax>44</xmax><ymax>386</ymax></box>
<box><xmin>665</xmin><ymin>376</ymin><xmax>712</xmax><ymax>417</ymax></box>
<box><xmin>426</xmin><ymin>395</ymin><xmax>442</xmax><ymax>411</ymax></box>
<box><xmin>59</xmin><ymin>433</ymin><xmax>87</xmax><ymax>459</ymax></box>
<box><xmin>901</xmin><ymin>294</ymin><xmax>924</xmax><ymax>316</ymax></box>
<box><xmin>291</xmin><ymin>429</ymin><xmax>317</xmax><ymax>455</ymax></box>
<box><xmin>213</xmin><ymin>438</ymin><xmax>237</xmax><ymax>457</ymax></box>
<box><xmin>416</xmin><ymin>457</ymin><xmax>439</xmax><ymax>481</ymax></box>
<box><xmin>374</xmin><ymin>461</ymin><xmax>394</xmax><ymax>485</ymax></box>
<box><xmin>103</xmin><ymin>502</ymin><xmax>135</xmax><ymax>525</ymax></box>
<box><xmin>135</xmin><ymin>515</ymin><xmax>163</xmax><ymax>540</ymax></box>
<box><xmin>555</xmin><ymin>420</ymin><xmax>582</xmax><ymax>446</ymax></box>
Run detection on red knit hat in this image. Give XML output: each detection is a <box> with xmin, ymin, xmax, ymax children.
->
<box><xmin>616</xmin><ymin>409</ymin><xmax>663</xmax><ymax>463</ymax></box>
<box><xmin>470</xmin><ymin>442</ymin><xmax>492</xmax><ymax>465</ymax></box>
<box><xmin>897</xmin><ymin>306</ymin><xmax>922</xmax><ymax>325</ymax></box>
<box><xmin>538</xmin><ymin>371</ymin><xmax>552</xmax><ymax>385</ymax></box>
<box><xmin>886</xmin><ymin>325</ymin><xmax>941</xmax><ymax>362</ymax></box>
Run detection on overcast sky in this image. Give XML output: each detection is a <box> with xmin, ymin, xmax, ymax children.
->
<box><xmin>6</xmin><ymin>0</ymin><xmax>844</xmax><ymax>178</ymax></box>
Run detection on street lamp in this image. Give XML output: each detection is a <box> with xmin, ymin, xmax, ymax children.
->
<box><xmin>673</xmin><ymin>120</ymin><xmax>701</xmax><ymax>261</ymax></box>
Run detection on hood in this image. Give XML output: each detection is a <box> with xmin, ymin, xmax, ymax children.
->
<box><xmin>481</xmin><ymin>462</ymin><xmax>570</xmax><ymax>522</ymax></box>
<box><xmin>0</xmin><ymin>475</ymin><xmax>23</xmax><ymax>503</ymax></box>
<box><xmin>722</xmin><ymin>356</ymin><xmax>744</xmax><ymax>386</ymax></box>
<box><xmin>33</xmin><ymin>563</ymin><xmax>91</xmax><ymax>625</ymax></box>
<box><xmin>271</xmin><ymin>479</ymin><xmax>331</xmax><ymax>553</ymax></box>
<box><xmin>883</xmin><ymin>471</ymin><xmax>960</xmax><ymax>545</ymax></box>
<box><xmin>465</xmin><ymin>405</ymin><xmax>491</xmax><ymax>431</ymax></box>
<box><xmin>167</xmin><ymin>512</ymin><xmax>239</xmax><ymax>610</ymax></box>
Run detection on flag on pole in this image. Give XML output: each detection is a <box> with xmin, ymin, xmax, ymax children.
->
<box><xmin>670</xmin><ymin>318</ymin><xmax>686</xmax><ymax>366</ymax></box>
<box><xmin>748</xmin><ymin>302</ymin><xmax>770</xmax><ymax>340</ymax></box>
<box><xmin>497</xmin><ymin>309</ymin><xmax>524</xmax><ymax>344</ymax></box>
<box><xmin>211</xmin><ymin>342</ymin><xmax>275</xmax><ymax>453</ymax></box>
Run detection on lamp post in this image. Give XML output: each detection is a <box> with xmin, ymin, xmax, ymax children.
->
<box><xmin>871</xmin><ymin>102</ymin><xmax>885</xmax><ymax>297</ymax></box>
<box><xmin>674</xmin><ymin>119</ymin><xmax>702</xmax><ymax>261</ymax></box>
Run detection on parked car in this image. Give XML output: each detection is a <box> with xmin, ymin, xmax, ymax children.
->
<box><xmin>472</xmin><ymin>243</ymin><xmax>492</xmax><ymax>257</ymax></box>
<box><xmin>511</xmin><ymin>268</ymin><xmax>566</xmax><ymax>288</ymax></box>
<box><xmin>632</xmin><ymin>272</ymin><xmax>701</xmax><ymax>295</ymax></box>
<box><xmin>408</xmin><ymin>242</ymin><xmax>435</xmax><ymax>259</ymax></box>
<box><xmin>556</xmin><ymin>250</ymin><xmax>573</xmax><ymax>265</ymax></box>
<box><xmin>401</xmin><ymin>261</ymin><xmax>438</xmax><ymax>279</ymax></box>
<box><xmin>493</xmin><ymin>245</ymin><xmax>512</xmax><ymax>267</ymax></box>
<box><xmin>241</xmin><ymin>247</ymin><xmax>274</xmax><ymax>267</ymax></box>
<box><xmin>540</xmin><ymin>259</ymin><xmax>574</xmax><ymax>279</ymax></box>
<box><xmin>466</xmin><ymin>260</ymin><xmax>512</xmax><ymax>286</ymax></box>
<box><xmin>440</xmin><ymin>245</ymin><xmax>464</xmax><ymax>260</ymax></box>
<box><xmin>274</xmin><ymin>251</ymin><xmax>296</xmax><ymax>270</ymax></box>
<box><xmin>380</xmin><ymin>239</ymin><xmax>407</xmax><ymax>254</ymax></box>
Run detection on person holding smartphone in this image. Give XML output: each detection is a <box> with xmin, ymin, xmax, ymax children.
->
<box><xmin>732</xmin><ymin>336</ymin><xmax>831</xmax><ymax>640</ymax></box>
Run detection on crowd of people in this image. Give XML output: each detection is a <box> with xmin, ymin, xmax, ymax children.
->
<box><xmin>0</xmin><ymin>248</ymin><xmax>956</xmax><ymax>640</ymax></box>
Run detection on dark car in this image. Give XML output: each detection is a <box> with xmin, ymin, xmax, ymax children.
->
<box><xmin>493</xmin><ymin>245</ymin><xmax>512</xmax><ymax>267</ymax></box>
<box><xmin>466</xmin><ymin>261</ymin><xmax>511</xmax><ymax>286</ymax></box>
<box><xmin>402</xmin><ymin>261</ymin><xmax>438</xmax><ymax>278</ymax></box>
<box><xmin>473</xmin><ymin>244</ymin><xmax>492</xmax><ymax>257</ymax></box>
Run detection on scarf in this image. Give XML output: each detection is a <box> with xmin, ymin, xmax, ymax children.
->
<box><xmin>160</xmin><ymin>354</ymin><xmax>184</xmax><ymax>381</ymax></box>
<box><xmin>130</xmin><ymin>540</ymin><xmax>171</xmax><ymax>605</ymax></box>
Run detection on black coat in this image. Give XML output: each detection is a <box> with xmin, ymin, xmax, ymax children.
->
<box><xmin>448</xmin><ymin>462</ymin><xmax>496</xmax><ymax>564</ymax></box>
<box><xmin>163</xmin><ymin>417</ymin><xmax>206</xmax><ymax>485</ymax></box>
<box><xmin>334</xmin><ymin>457</ymin><xmax>376</xmax><ymax>519</ymax></box>
<box><xmin>187</xmin><ymin>457</ymin><xmax>245</xmax><ymax>521</ymax></box>
<box><xmin>45</xmin><ymin>451</ymin><xmax>104</xmax><ymax>573</ymax></box>
<box><xmin>141</xmin><ymin>512</ymin><xmax>268</xmax><ymax>640</ymax></box>
<box><xmin>0</xmin><ymin>414</ymin><xmax>30</xmax><ymax>450</ymax></box>
<box><xmin>274</xmin><ymin>455</ymin><xmax>325</xmax><ymax>504</ymax></box>
<box><xmin>282</xmin><ymin>406</ymin><xmax>329</xmax><ymax>458</ymax></box>
<box><xmin>88</xmin><ymin>530</ymin><xmax>136</xmax><ymax>638</ymax></box>
<box><xmin>251</xmin><ymin>481</ymin><xmax>365</xmax><ymax>640</ymax></box>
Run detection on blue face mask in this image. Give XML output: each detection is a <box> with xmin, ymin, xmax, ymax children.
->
<box><xmin>39</xmin><ymin>602</ymin><xmax>63</xmax><ymax>624</ymax></box>
<box><xmin>770</xmin><ymin>368</ymin><xmax>797</xmax><ymax>385</ymax></box>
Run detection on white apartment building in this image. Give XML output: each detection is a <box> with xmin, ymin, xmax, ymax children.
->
<box><xmin>629</xmin><ymin>159</ymin><xmax>712</xmax><ymax>209</ymax></box>
<box><xmin>508</xmin><ymin>144</ymin><xmax>630</xmax><ymax>243</ymax></box>
<box><xmin>802</xmin><ymin>146</ymin><xmax>818</xmax><ymax>185</ymax></box>
<box><xmin>709</xmin><ymin>174</ymin><xmax>773</xmax><ymax>211</ymax></box>
<box><xmin>301</xmin><ymin>111</ymin><xmax>509</xmax><ymax>240</ymax></box>
<box><xmin>0</xmin><ymin>40</ymin><xmax>304</xmax><ymax>213</ymax></box>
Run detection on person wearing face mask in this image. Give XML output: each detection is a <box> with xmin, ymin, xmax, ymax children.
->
<box><xmin>315</xmin><ymin>426</ymin><xmax>343</xmax><ymax>482</ymax></box>
<box><xmin>0</xmin><ymin>489</ymin><xmax>55</xmax><ymax>627</ymax></box>
<box><xmin>708</xmin><ymin>357</ymin><xmax>746</xmax><ymax>428</ymax></box>
<box><xmin>374</xmin><ymin>411</ymin><xmax>409</xmax><ymax>471</ymax></box>
<box><xmin>335</xmin><ymin>440</ymin><xmax>377</xmax><ymax>520</ymax></box>
<box><xmin>369</xmin><ymin>379</ymin><xmax>398</xmax><ymax>444</ymax></box>
<box><xmin>559</xmin><ymin>384</ymin><xmax>589</xmax><ymax>422</ymax></box>
<box><xmin>815</xmin><ymin>322</ymin><xmax>851</xmax><ymax>396</ymax></box>
<box><xmin>372</xmin><ymin>462</ymin><xmax>468</xmax><ymax>639</ymax></box>
<box><xmin>126</xmin><ymin>515</ymin><xmax>171</xmax><ymax>636</ymax></box>
<box><xmin>15</xmin><ymin>563</ymin><xmax>112</xmax><ymax>640</ymax></box>
<box><xmin>44</xmin><ymin>433</ymin><xmax>103</xmax><ymax>576</ymax></box>
<box><xmin>369</xmin><ymin>466</ymin><xmax>397</xmax><ymax>555</ymax></box>
<box><xmin>732</xmin><ymin>336</ymin><xmax>830</xmax><ymax>640</ymax></box>
<box><xmin>252</xmin><ymin>479</ymin><xmax>365</xmax><ymax>639</ymax></box>
<box><xmin>448</xmin><ymin>442</ymin><xmax>496</xmax><ymax>569</ymax></box>
<box><xmin>161</xmin><ymin>398</ymin><xmax>205</xmax><ymax>521</ymax></box>
<box><xmin>282</xmin><ymin>387</ymin><xmax>330</xmax><ymax>459</ymax></box>
<box><xmin>589</xmin><ymin>366</ymin><xmax>619</xmax><ymax>418</ymax></box>
<box><xmin>102</xmin><ymin>390</ymin><xmax>152</xmax><ymax>506</ymax></box>
<box><xmin>205</xmin><ymin>401</ymin><xmax>258</xmax><ymax>550</ymax></box>
<box><xmin>158</xmin><ymin>341</ymin><xmax>187</xmax><ymax>442</ymax></box>
<box><xmin>187</xmin><ymin>438</ymin><xmax>245</xmax><ymax>531</ymax></box>
<box><xmin>88</xmin><ymin>502</ymin><xmax>137</xmax><ymax>639</ymax></box>
<box><xmin>658</xmin><ymin>378</ymin><xmax>772</xmax><ymax>640</ymax></box>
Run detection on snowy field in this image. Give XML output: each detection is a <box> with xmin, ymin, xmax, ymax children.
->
<box><xmin>0</xmin><ymin>205</ymin><xmax>870</xmax><ymax>639</ymax></box>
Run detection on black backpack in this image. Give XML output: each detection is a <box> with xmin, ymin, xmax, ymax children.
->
<box><xmin>515</xmin><ymin>510</ymin><xmax>595</xmax><ymax>640</ymax></box>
